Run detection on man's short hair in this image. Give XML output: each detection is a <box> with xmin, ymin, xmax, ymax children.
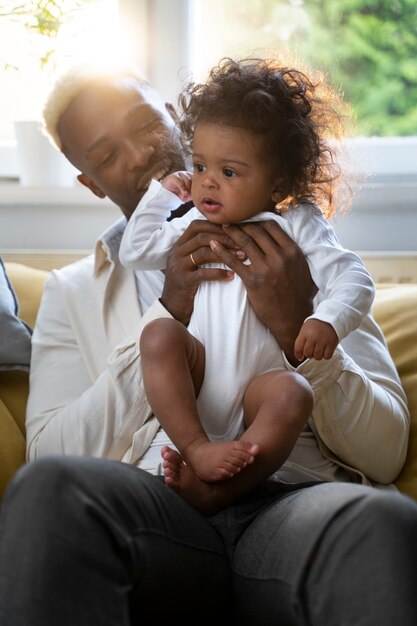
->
<box><xmin>42</xmin><ymin>62</ymin><xmax>148</xmax><ymax>151</ymax></box>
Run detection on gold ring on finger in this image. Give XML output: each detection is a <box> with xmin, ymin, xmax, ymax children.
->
<box><xmin>190</xmin><ymin>252</ymin><xmax>198</xmax><ymax>267</ymax></box>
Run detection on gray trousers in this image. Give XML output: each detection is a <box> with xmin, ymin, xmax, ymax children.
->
<box><xmin>0</xmin><ymin>456</ymin><xmax>416</xmax><ymax>626</ymax></box>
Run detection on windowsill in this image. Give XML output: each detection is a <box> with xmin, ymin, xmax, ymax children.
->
<box><xmin>0</xmin><ymin>135</ymin><xmax>416</xmax><ymax>209</ymax></box>
<box><xmin>0</xmin><ymin>178</ymin><xmax>416</xmax><ymax>210</ymax></box>
<box><xmin>350</xmin><ymin>179</ymin><xmax>417</xmax><ymax>211</ymax></box>
<box><xmin>0</xmin><ymin>180</ymin><xmax>115</xmax><ymax>207</ymax></box>
<box><xmin>0</xmin><ymin>168</ymin><xmax>416</xmax><ymax>253</ymax></box>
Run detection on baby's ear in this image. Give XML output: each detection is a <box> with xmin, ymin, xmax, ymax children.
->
<box><xmin>271</xmin><ymin>188</ymin><xmax>285</xmax><ymax>208</ymax></box>
<box><xmin>271</xmin><ymin>190</ymin><xmax>283</xmax><ymax>203</ymax></box>
<box><xmin>271</xmin><ymin>176</ymin><xmax>289</xmax><ymax>207</ymax></box>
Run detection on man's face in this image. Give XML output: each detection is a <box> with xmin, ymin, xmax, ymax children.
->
<box><xmin>57</xmin><ymin>77</ymin><xmax>186</xmax><ymax>218</ymax></box>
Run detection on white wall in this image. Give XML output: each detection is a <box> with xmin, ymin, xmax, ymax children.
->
<box><xmin>0</xmin><ymin>185</ymin><xmax>120</xmax><ymax>254</ymax></box>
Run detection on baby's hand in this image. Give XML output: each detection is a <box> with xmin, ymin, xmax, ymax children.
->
<box><xmin>162</xmin><ymin>171</ymin><xmax>193</xmax><ymax>203</ymax></box>
<box><xmin>294</xmin><ymin>319</ymin><xmax>338</xmax><ymax>361</ymax></box>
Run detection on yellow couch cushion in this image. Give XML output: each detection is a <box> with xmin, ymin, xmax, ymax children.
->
<box><xmin>0</xmin><ymin>372</ymin><xmax>28</xmax><ymax>499</ymax></box>
<box><xmin>0</xmin><ymin>264</ymin><xmax>48</xmax><ymax>500</ymax></box>
<box><xmin>373</xmin><ymin>284</ymin><xmax>417</xmax><ymax>500</ymax></box>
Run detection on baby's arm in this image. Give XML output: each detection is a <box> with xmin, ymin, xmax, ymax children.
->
<box><xmin>288</xmin><ymin>205</ymin><xmax>375</xmax><ymax>349</ymax></box>
<box><xmin>294</xmin><ymin>318</ymin><xmax>338</xmax><ymax>361</ymax></box>
<box><xmin>119</xmin><ymin>175</ymin><xmax>197</xmax><ymax>271</ymax></box>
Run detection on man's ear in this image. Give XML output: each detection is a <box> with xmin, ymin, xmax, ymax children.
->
<box><xmin>77</xmin><ymin>173</ymin><xmax>106</xmax><ymax>199</ymax></box>
<box><xmin>165</xmin><ymin>102</ymin><xmax>179</xmax><ymax>122</ymax></box>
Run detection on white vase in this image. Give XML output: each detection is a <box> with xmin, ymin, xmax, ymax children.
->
<box><xmin>14</xmin><ymin>120</ymin><xmax>77</xmax><ymax>187</ymax></box>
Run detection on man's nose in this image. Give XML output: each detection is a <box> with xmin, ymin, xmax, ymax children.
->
<box><xmin>125</xmin><ymin>140</ymin><xmax>155</xmax><ymax>170</ymax></box>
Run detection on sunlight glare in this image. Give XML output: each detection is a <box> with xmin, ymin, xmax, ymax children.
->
<box><xmin>0</xmin><ymin>0</ymin><xmax>130</xmax><ymax>139</ymax></box>
<box><xmin>56</xmin><ymin>1</ymin><xmax>130</xmax><ymax>72</ymax></box>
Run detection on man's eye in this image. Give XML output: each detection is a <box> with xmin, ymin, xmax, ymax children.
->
<box><xmin>223</xmin><ymin>168</ymin><xmax>236</xmax><ymax>177</ymax></box>
<box><xmin>134</xmin><ymin>117</ymin><xmax>160</xmax><ymax>135</ymax></box>
<box><xmin>99</xmin><ymin>152</ymin><xmax>115</xmax><ymax>167</ymax></box>
<box><xmin>135</xmin><ymin>121</ymin><xmax>155</xmax><ymax>134</ymax></box>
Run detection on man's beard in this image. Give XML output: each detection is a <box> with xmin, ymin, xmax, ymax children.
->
<box><xmin>155</xmin><ymin>129</ymin><xmax>187</xmax><ymax>178</ymax></box>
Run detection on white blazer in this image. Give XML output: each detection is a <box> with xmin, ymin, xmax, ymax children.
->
<box><xmin>26</xmin><ymin>219</ymin><xmax>170</xmax><ymax>465</ymax></box>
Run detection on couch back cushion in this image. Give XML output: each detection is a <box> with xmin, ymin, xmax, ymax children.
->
<box><xmin>4</xmin><ymin>262</ymin><xmax>49</xmax><ymax>329</ymax></box>
<box><xmin>373</xmin><ymin>284</ymin><xmax>417</xmax><ymax>499</ymax></box>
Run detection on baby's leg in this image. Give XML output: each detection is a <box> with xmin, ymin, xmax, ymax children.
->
<box><xmin>242</xmin><ymin>370</ymin><xmax>314</xmax><ymax>474</ymax></box>
<box><xmin>140</xmin><ymin>318</ymin><xmax>258</xmax><ymax>482</ymax></box>
<box><xmin>160</xmin><ymin>371</ymin><xmax>314</xmax><ymax>515</ymax></box>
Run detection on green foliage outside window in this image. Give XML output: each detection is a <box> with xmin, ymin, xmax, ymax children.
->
<box><xmin>301</xmin><ymin>0</ymin><xmax>417</xmax><ymax>136</ymax></box>
<box><xmin>0</xmin><ymin>1</ymin><xmax>97</xmax><ymax>70</ymax></box>
<box><xmin>210</xmin><ymin>0</ymin><xmax>417</xmax><ymax>136</ymax></box>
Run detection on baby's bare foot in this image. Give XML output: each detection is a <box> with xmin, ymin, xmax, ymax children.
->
<box><xmin>162</xmin><ymin>445</ymin><xmax>185</xmax><ymax>485</ymax></box>
<box><xmin>183</xmin><ymin>439</ymin><xmax>259</xmax><ymax>482</ymax></box>
<box><xmin>161</xmin><ymin>446</ymin><xmax>221</xmax><ymax>515</ymax></box>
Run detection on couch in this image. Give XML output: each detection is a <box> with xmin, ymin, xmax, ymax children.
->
<box><xmin>1</xmin><ymin>262</ymin><xmax>416</xmax><ymax>502</ymax></box>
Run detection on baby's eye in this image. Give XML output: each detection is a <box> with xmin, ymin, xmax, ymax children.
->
<box><xmin>194</xmin><ymin>163</ymin><xmax>205</xmax><ymax>173</ymax></box>
<box><xmin>223</xmin><ymin>168</ymin><xmax>236</xmax><ymax>177</ymax></box>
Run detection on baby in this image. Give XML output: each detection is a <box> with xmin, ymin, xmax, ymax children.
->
<box><xmin>120</xmin><ymin>58</ymin><xmax>374</xmax><ymax>496</ymax></box>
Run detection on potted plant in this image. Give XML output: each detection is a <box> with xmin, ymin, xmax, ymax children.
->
<box><xmin>0</xmin><ymin>1</ymin><xmax>97</xmax><ymax>186</ymax></box>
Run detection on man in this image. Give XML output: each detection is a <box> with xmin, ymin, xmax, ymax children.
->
<box><xmin>0</xmin><ymin>64</ymin><xmax>416</xmax><ymax>626</ymax></box>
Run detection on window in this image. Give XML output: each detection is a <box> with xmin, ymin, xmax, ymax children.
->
<box><xmin>0</xmin><ymin>0</ymin><xmax>127</xmax><ymax>139</ymax></box>
<box><xmin>0</xmin><ymin>0</ymin><xmax>123</xmax><ymax>175</ymax></box>
<box><xmin>191</xmin><ymin>0</ymin><xmax>417</xmax><ymax>138</ymax></box>
<box><xmin>188</xmin><ymin>0</ymin><xmax>417</xmax><ymax>253</ymax></box>
<box><xmin>1</xmin><ymin>0</ymin><xmax>415</xmax><ymax>258</ymax></box>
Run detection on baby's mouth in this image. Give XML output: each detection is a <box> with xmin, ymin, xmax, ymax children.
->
<box><xmin>202</xmin><ymin>195</ymin><xmax>221</xmax><ymax>204</ymax></box>
<box><xmin>201</xmin><ymin>197</ymin><xmax>222</xmax><ymax>210</ymax></box>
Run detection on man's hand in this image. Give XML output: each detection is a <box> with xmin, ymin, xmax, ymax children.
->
<box><xmin>294</xmin><ymin>319</ymin><xmax>339</xmax><ymax>361</ymax></box>
<box><xmin>161</xmin><ymin>220</ymin><xmax>238</xmax><ymax>325</ymax></box>
<box><xmin>209</xmin><ymin>220</ymin><xmax>318</xmax><ymax>363</ymax></box>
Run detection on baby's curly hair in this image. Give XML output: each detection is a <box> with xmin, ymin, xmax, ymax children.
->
<box><xmin>179</xmin><ymin>58</ymin><xmax>352</xmax><ymax>217</ymax></box>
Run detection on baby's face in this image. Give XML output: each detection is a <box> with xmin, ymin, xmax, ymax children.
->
<box><xmin>191</xmin><ymin>122</ymin><xmax>279</xmax><ymax>224</ymax></box>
